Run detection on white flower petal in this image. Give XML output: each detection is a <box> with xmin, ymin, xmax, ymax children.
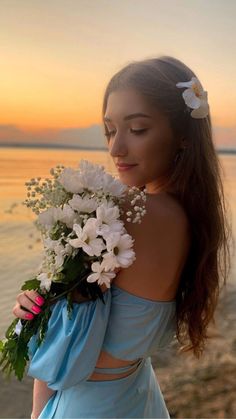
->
<box><xmin>37</xmin><ymin>272</ymin><xmax>52</xmax><ymax>291</ymax></box>
<box><xmin>191</xmin><ymin>104</ymin><xmax>209</xmax><ymax>118</ymax></box>
<box><xmin>69</xmin><ymin>194</ymin><xmax>98</xmax><ymax>213</ymax></box>
<box><xmin>176</xmin><ymin>80</ymin><xmax>193</xmax><ymax>88</ymax></box>
<box><xmin>14</xmin><ymin>319</ymin><xmax>23</xmax><ymax>336</ymax></box>
<box><xmin>87</xmin><ymin>272</ymin><xmax>99</xmax><ymax>283</ymax></box>
<box><xmin>68</xmin><ymin>238</ymin><xmax>83</xmax><ymax>248</ymax></box>
<box><xmin>183</xmin><ymin>88</ymin><xmax>201</xmax><ymax>109</ymax></box>
<box><xmin>88</xmin><ymin>238</ymin><xmax>105</xmax><ymax>257</ymax></box>
<box><xmin>58</xmin><ymin>167</ymin><xmax>84</xmax><ymax>193</ymax></box>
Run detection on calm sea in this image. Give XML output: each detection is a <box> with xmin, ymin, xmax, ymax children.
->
<box><xmin>0</xmin><ymin>147</ymin><xmax>235</xmax><ymax>337</ymax></box>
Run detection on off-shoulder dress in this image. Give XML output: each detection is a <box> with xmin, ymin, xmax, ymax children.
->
<box><xmin>27</xmin><ymin>283</ymin><xmax>176</xmax><ymax>418</ymax></box>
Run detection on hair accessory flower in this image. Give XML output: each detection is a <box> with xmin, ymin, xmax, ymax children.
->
<box><xmin>176</xmin><ymin>76</ymin><xmax>209</xmax><ymax>119</ymax></box>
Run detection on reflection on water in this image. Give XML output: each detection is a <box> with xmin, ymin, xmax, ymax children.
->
<box><xmin>0</xmin><ymin>147</ymin><xmax>116</xmax><ymax>213</ymax></box>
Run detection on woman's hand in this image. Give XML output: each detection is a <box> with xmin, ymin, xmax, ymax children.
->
<box><xmin>12</xmin><ymin>274</ymin><xmax>119</xmax><ymax>321</ymax></box>
<box><xmin>12</xmin><ymin>287</ymin><xmax>98</xmax><ymax>320</ymax></box>
<box><xmin>12</xmin><ymin>289</ymin><xmax>89</xmax><ymax>320</ymax></box>
<box><xmin>12</xmin><ymin>290</ymin><xmax>45</xmax><ymax>320</ymax></box>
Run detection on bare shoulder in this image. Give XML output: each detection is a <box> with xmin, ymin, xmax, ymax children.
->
<box><xmin>114</xmin><ymin>192</ymin><xmax>191</xmax><ymax>301</ymax></box>
<box><xmin>145</xmin><ymin>192</ymin><xmax>190</xmax><ymax>234</ymax></box>
<box><xmin>122</xmin><ymin>192</ymin><xmax>190</xmax><ymax>245</ymax></box>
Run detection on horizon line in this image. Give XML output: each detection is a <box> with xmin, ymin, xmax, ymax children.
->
<box><xmin>0</xmin><ymin>142</ymin><xmax>235</xmax><ymax>154</ymax></box>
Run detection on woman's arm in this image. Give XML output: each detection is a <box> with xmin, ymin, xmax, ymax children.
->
<box><xmin>12</xmin><ymin>282</ymin><xmax>110</xmax><ymax>320</ymax></box>
<box><xmin>31</xmin><ymin>379</ymin><xmax>56</xmax><ymax>419</ymax></box>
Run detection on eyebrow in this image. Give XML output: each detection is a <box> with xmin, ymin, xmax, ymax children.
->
<box><xmin>103</xmin><ymin>113</ymin><xmax>152</xmax><ymax>122</ymax></box>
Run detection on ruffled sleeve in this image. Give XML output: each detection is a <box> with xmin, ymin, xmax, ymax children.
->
<box><xmin>27</xmin><ymin>289</ymin><xmax>112</xmax><ymax>390</ymax></box>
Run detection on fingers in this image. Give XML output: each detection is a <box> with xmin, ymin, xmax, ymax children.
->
<box><xmin>23</xmin><ymin>289</ymin><xmax>45</xmax><ymax>305</ymax></box>
<box><xmin>12</xmin><ymin>303</ymin><xmax>35</xmax><ymax>320</ymax></box>
<box><xmin>13</xmin><ymin>290</ymin><xmax>45</xmax><ymax>320</ymax></box>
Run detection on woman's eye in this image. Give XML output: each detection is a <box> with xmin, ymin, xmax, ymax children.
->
<box><xmin>104</xmin><ymin>128</ymin><xmax>147</xmax><ymax>138</ymax></box>
<box><xmin>130</xmin><ymin>128</ymin><xmax>148</xmax><ymax>135</ymax></box>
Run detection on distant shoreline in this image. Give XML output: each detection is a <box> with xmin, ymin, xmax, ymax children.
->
<box><xmin>0</xmin><ymin>143</ymin><xmax>107</xmax><ymax>151</ymax></box>
<box><xmin>0</xmin><ymin>143</ymin><xmax>235</xmax><ymax>154</ymax></box>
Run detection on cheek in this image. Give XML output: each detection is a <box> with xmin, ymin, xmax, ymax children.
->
<box><xmin>140</xmin><ymin>135</ymin><xmax>174</xmax><ymax>172</ymax></box>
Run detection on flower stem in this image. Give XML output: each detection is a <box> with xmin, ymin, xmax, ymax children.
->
<box><xmin>46</xmin><ymin>273</ymin><xmax>89</xmax><ymax>304</ymax></box>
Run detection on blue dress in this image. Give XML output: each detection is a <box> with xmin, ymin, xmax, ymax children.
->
<box><xmin>27</xmin><ymin>284</ymin><xmax>176</xmax><ymax>418</ymax></box>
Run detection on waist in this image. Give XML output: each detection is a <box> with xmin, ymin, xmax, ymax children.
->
<box><xmin>87</xmin><ymin>357</ymin><xmax>144</xmax><ymax>382</ymax></box>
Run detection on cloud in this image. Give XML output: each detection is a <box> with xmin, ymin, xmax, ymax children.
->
<box><xmin>0</xmin><ymin>124</ymin><xmax>107</xmax><ymax>149</ymax></box>
<box><xmin>56</xmin><ymin>125</ymin><xmax>106</xmax><ymax>148</ymax></box>
<box><xmin>0</xmin><ymin>124</ymin><xmax>25</xmax><ymax>140</ymax></box>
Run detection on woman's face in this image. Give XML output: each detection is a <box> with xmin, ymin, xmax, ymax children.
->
<box><xmin>103</xmin><ymin>89</ymin><xmax>180</xmax><ymax>193</ymax></box>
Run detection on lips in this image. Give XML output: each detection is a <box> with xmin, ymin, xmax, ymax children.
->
<box><xmin>116</xmin><ymin>163</ymin><xmax>138</xmax><ymax>172</ymax></box>
<box><xmin>116</xmin><ymin>163</ymin><xmax>137</xmax><ymax>168</ymax></box>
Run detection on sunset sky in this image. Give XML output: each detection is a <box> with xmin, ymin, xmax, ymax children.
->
<box><xmin>0</xmin><ymin>0</ymin><xmax>235</xmax><ymax>149</ymax></box>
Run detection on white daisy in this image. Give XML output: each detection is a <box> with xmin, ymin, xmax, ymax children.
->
<box><xmin>102</xmin><ymin>232</ymin><xmax>136</xmax><ymax>270</ymax></box>
<box><xmin>86</xmin><ymin>261</ymin><xmax>116</xmax><ymax>288</ymax></box>
<box><xmin>58</xmin><ymin>167</ymin><xmax>84</xmax><ymax>193</ymax></box>
<box><xmin>101</xmin><ymin>172</ymin><xmax>127</xmax><ymax>197</ymax></box>
<box><xmin>96</xmin><ymin>202</ymin><xmax>124</xmax><ymax>238</ymax></box>
<box><xmin>69</xmin><ymin>218</ymin><xmax>105</xmax><ymax>257</ymax></box>
<box><xmin>69</xmin><ymin>194</ymin><xmax>98</xmax><ymax>213</ymax></box>
<box><xmin>37</xmin><ymin>272</ymin><xmax>52</xmax><ymax>291</ymax></box>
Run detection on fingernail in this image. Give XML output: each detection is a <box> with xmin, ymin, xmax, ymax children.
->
<box><xmin>35</xmin><ymin>296</ymin><xmax>45</xmax><ymax>306</ymax></box>
<box><xmin>32</xmin><ymin>305</ymin><xmax>42</xmax><ymax>314</ymax></box>
<box><xmin>25</xmin><ymin>313</ymin><xmax>34</xmax><ymax>320</ymax></box>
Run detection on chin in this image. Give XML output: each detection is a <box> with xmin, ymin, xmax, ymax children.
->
<box><xmin>118</xmin><ymin>174</ymin><xmax>145</xmax><ymax>189</ymax></box>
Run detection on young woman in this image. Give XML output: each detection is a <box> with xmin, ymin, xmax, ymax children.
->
<box><xmin>12</xmin><ymin>55</ymin><xmax>232</xmax><ymax>418</ymax></box>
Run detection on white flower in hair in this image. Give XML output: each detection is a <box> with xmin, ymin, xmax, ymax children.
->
<box><xmin>176</xmin><ymin>76</ymin><xmax>209</xmax><ymax>119</ymax></box>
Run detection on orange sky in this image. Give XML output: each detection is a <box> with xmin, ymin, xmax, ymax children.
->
<box><xmin>0</xmin><ymin>0</ymin><xmax>235</xmax><ymax>147</ymax></box>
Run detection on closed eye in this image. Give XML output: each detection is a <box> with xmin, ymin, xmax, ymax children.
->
<box><xmin>104</xmin><ymin>128</ymin><xmax>148</xmax><ymax>138</ymax></box>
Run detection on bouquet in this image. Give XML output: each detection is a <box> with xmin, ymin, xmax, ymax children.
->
<box><xmin>0</xmin><ymin>159</ymin><xmax>146</xmax><ymax>381</ymax></box>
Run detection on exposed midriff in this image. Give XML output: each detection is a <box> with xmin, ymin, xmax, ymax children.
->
<box><xmin>87</xmin><ymin>350</ymin><xmax>141</xmax><ymax>381</ymax></box>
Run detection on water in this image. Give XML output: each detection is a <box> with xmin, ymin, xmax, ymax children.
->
<box><xmin>0</xmin><ymin>147</ymin><xmax>235</xmax><ymax>338</ymax></box>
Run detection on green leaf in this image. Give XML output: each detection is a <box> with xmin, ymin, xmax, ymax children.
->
<box><xmin>5</xmin><ymin>319</ymin><xmax>18</xmax><ymax>339</ymax></box>
<box><xmin>21</xmin><ymin>278</ymin><xmax>40</xmax><ymax>291</ymax></box>
<box><xmin>53</xmin><ymin>272</ymin><xmax>66</xmax><ymax>283</ymax></box>
<box><xmin>0</xmin><ymin>340</ymin><xmax>4</xmax><ymax>351</ymax></box>
<box><xmin>37</xmin><ymin>306</ymin><xmax>52</xmax><ymax>346</ymax></box>
<box><xmin>61</xmin><ymin>253</ymin><xmax>84</xmax><ymax>283</ymax></box>
<box><xmin>0</xmin><ymin>309</ymin><xmax>52</xmax><ymax>381</ymax></box>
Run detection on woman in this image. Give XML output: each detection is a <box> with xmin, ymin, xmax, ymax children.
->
<box><xmin>12</xmin><ymin>55</ymin><xmax>232</xmax><ymax>418</ymax></box>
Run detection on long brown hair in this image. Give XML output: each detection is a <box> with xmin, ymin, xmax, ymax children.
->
<box><xmin>102</xmin><ymin>56</ymin><xmax>234</xmax><ymax>358</ymax></box>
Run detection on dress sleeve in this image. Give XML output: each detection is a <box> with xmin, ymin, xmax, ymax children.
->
<box><xmin>27</xmin><ymin>289</ymin><xmax>112</xmax><ymax>390</ymax></box>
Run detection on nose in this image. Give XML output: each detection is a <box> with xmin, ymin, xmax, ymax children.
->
<box><xmin>109</xmin><ymin>132</ymin><xmax>128</xmax><ymax>158</ymax></box>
